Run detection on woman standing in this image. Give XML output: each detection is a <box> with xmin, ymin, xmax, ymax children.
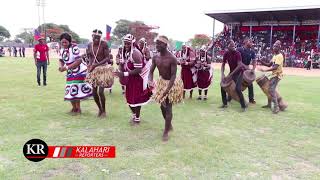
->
<box><xmin>58</xmin><ymin>33</ymin><xmax>92</xmax><ymax>115</ymax></box>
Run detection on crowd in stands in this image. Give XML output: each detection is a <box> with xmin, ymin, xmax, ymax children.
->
<box><xmin>212</xmin><ymin>25</ymin><xmax>320</xmax><ymax>68</ymax></box>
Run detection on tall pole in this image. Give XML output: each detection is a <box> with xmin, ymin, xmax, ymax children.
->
<box><xmin>230</xmin><ymin>24</ymin><xmax>233</xmax><ymax>39</ymax></box>
<box><xmin>41</xmin><ymin>0</ymin><xmax>46</xmax><ymax>42</ymax></box>
<box><xmin>317</xmin><ymin>24</ymin><xmax>320</xmax><ymax>49</ymax></box>
<box><xmin>292</xmin><ymin>24</ymin><xmax>296</xmax><ymax>45</ymax></box>
<box><xmin>212</xmin><ymin>19</ymin><xmax>215</xmax><ymax>61</ymax></box>
<box><xmin>36</xmin><ymin>0</ymin><xmax>41</xmax><ymax>32</ymax></box>
<box><xmin>270</xmin><ymin>25</ymin><xmax>273</xmax><ymax>48</ymax></box>
<box><xmin>249</xmin><ymin>19</ymin><xmax>252</xmax><ymax>39</ymax></box>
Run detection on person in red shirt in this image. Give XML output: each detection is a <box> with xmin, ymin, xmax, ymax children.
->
<box><xmin>33</xmin><ymin>37</ymin><xmax>50</xmax><ymax>86</ymax></box>
<box><xmin>220</xmin><ymin>40</ymin><xmax>247</xmax><ymax>111</ymax></box>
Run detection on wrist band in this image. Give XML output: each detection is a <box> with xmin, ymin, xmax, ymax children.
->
<box><xmin>64</xmin><ymin>65</ymin><xmax>69</xmax><ymax>70</ymax></box>
<box><xmin>124</xmin><ymin>72</ymin><xmax>129</xmax><ymax>76</ymax></box>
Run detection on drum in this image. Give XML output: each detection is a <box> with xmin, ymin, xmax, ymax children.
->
<box><xmin>241</xmin><ymin>70</ymin><xmax>256</xmax><ymax>91</ymax></box>
<box><xmin>221</xmin><ymin>78</ymin><xmax>242</xmax><ymax>102</ymax></box>
<box><xmin>256</xmin><ymin>75</ymin><xmax>288</xmax><ymax>111</ymax></box>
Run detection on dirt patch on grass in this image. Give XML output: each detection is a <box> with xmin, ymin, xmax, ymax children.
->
<box><xmin>41</xmin><ymin>162</ymin><xmax>88</xmax><ymax>179</ymax></box>
<box><xmin>0</xmin><ymin>155</ymin><xmax>14</xmax><ymax>166</ymax></box>
<box><xmin>272</xmin><ymin>156</ymin><xmax>320</xmax><ymax>179</ymax></box>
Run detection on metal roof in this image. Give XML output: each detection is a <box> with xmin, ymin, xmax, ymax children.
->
<box><xmin>205</xmin><ymin>5</ymin><xmax>320</xmax><ymax>24</ymax></box>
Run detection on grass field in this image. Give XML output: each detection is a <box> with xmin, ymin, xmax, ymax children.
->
<box><xmin>0</xmin><ymin>57</ymin><xmax>320</xmax><ymax>179</ymax></box>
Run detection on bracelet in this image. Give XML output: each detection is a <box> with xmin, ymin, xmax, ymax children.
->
<box><xmin>124</xmin><ymin>72</ymin><xmax>129</xmax><ymax>76</ymax></box>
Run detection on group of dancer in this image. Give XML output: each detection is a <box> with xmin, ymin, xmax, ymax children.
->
<box><xmin>57</xmin><ymin>29</ymin><xmax>286</xmax><ymax>141</ymax></box>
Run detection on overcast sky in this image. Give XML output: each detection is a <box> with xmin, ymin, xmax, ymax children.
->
<box><xmin>0</xmin><ymin>0</ymin><xmax>319</xmax><ymax>41</ymax></box>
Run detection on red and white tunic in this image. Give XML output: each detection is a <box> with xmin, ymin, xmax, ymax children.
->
<box><xmin>123</xmin><ymin>48</ymin><xmax>151</xmax><ymax>107</ymax></box>
<box><xmin>196</xmin><ymin>53</ymin><xmax>212</xmax><ymax>90</ymax></box>
<box><xmin>180</xmin><ymin>48</ymin><xmax>197</xmax><ymax>91</ymax></box>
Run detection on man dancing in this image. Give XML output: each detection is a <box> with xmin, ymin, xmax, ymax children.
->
<box><xmin>149</xmin><ymin>35</ymin><xmax>183</xmax><ymax>141</ymax></box>
<box><xmin>258</xmin><ymin>41</ymin><xmax>285</xmax><ymax>114</ymax></box>
<box><xmin>85</xmin><ymin>29</ymin><xmax>112</xmax><ymax>118</ymax></box>
<box><xmin>138</xmin><ymin>38</ymin><xmax>152</xmax><ymax>63</ymax></box>
<box><xmin>220</xmin><ymin>40</ymin><xmax>247</xmax><ymax>112</ymax></box>
<box><xmin>114</xmin><ymin>34</ymin><xmax>151</xmax><ymax>125</ymax></box>
<box><xmin>237</xmin><ymin>37</ymin><xmax>257</xmax><ymax>104</ymax></box>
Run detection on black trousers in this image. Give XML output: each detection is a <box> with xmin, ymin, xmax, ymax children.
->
<box><xmin>36</xmin><ymin>61</ymin><xmax>47</xmax><ymax>85</ymax></box>
<box><xmin>306</xmin><ymin>61</ymin><xmax>312</xmax><ymax>70</ymax></box>
<box><xmin>221</xmin><ymin>73</ymin><xmax>246</xmax><ymax>108</ymax></box>
<box><xmin>247</xmin><ymin>83</ymin><xmax>254</xmax><ymax>102</ymax></box>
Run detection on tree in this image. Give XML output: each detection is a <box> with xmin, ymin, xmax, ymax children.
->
<box><xmin>16</xmin><ymin>30</ymin><xmax>34</xmax><ymax>45</ymax></box>
<box><xmin>113</xmin><ymin>19</ymin><xmax>159</xmax><ymax>46</ymax></box>
<box><xmin>113</xmin><ymin>19</ymin><xmax>131</xmax><ymax>40</ymax></box>
<box><xmin>37</xmin><ymin>23</ymin><xmax>81</xmax><ymax>43</ymax></box>
<box><xmin>190</xmin><ymin>34</ymin><xmax>211</xmax><ymax>49</ymax></box>
<box><xmin>0</xmin><ymin>26</ymin><xmax>11</xmax><ymax>42</ymax></box>
<box><xmin>129</xmin><ymin>21</ymin><xmax>158</xmax><ymax>45</ymax></box>
<box><xmin>14</xmin><ymin>38</ymin><xmax>22</xmax><ymax>43</ymax></box>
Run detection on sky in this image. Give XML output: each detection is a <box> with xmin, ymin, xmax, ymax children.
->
<box><xmin>0</xmin><ymin>0</ymin><xmax>319</xmax><ymax>42</ymax></box>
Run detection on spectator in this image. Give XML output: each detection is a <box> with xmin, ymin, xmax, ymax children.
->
<box><xmin>22</xmin><ymin>47</ymin><xmax>25</xmax><ymax>57</ymax></box>
<box><xmin>33</xmin><ymin>37</ymin><xmax>50</xmax><ymax>86</ymax></box>
<box><xmin>13</xmin><ymin>46</ymin><xmax>17</xmax><ymax>57</ymax></box>
<box><xmin>18</xmin><ymin>47</ymin><xmax>22</xmax><ymax>57</ymax></box>
<box><xmin>8</xmin><ymin>47</ymin><xmax>12</xmax><ymax>56</ymax></box>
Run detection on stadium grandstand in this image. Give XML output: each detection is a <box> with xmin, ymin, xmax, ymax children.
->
<box><xmin>205</xmin><ymin>5</ymin><xmax>320</xmax><ymax>68</ymax></box>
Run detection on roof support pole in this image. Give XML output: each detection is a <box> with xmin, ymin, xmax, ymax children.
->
<box><xmin>230</xmin><ymin>24</ymin><xmax>233</xmax><ymax>39</ymax></box>
<box><xmin>212</xmin><ymin>19</ymin><xmax>215</xmax><ymax>60</ymax></box>
<box><xmin>317</xmin><ymin>24</ymin><xmax>320</xmax><ymax>49</ymax></box>
<box><xmin>270</xmin><ymin>25</ymin><xmax>273</xmax><ymax>48</ymax></box>
<box><xmin>292</xmin><ymin>24</ymin><xmax>296</xmax><ymax>46</ymax></box>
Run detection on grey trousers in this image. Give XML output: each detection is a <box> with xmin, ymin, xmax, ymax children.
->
<box><xmin>269</xmin><ymin>76</ymin><xmax>280</xmax><ymax>109</ymax></box>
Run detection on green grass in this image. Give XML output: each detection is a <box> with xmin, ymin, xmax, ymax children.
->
<box><xmin>0</xmin><ymin>57</ymin><xmax>320</xmax><ymax>179</ymax></box>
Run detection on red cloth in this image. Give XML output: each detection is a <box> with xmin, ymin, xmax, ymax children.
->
<box><xmin>181</xmin><ymin>64</ymin><xmax>197</xmax><ymax>90</ymax></box>
<box><xmin>197</xmin><ymin>69</ymin><xmax>211</xmax><ymax>90</ymax></box>
<box><xmin>34</xmin><ymin>44</ymin><xmax>49</xmax><ymax>61</ymax></box>
<box><xmin>125</xmin><ymin>61</ymin><xmax>151</xmax><ymax>106</ymax></box>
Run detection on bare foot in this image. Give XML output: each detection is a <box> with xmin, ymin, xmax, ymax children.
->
<box><xmin>68</xmin><ymin>108</ymin><xmax>76</xmax><ymax>115</ymax></box>
<box><xmin>100</xmin><ymin>112</ymin><xmax>107</xmax><ymax>118</ymax></box>
<box><xmin>162</xmin><ymin>132</ymin><xmax>169</xmax><ymax>141</ymax></box>
<box><xmin>97</xmin><ymin>111</ymin><xmax>102</xmax><ymax>117</ymax></box>
<box><xmin>74</xmin><ymin>109</ymin><xmax>81</xmax><ymax>116</ymax></box>
<box><xmin>168</xmin><ymin>125</ymin><xmax>173</xmax><ymax>132</ymax></box>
